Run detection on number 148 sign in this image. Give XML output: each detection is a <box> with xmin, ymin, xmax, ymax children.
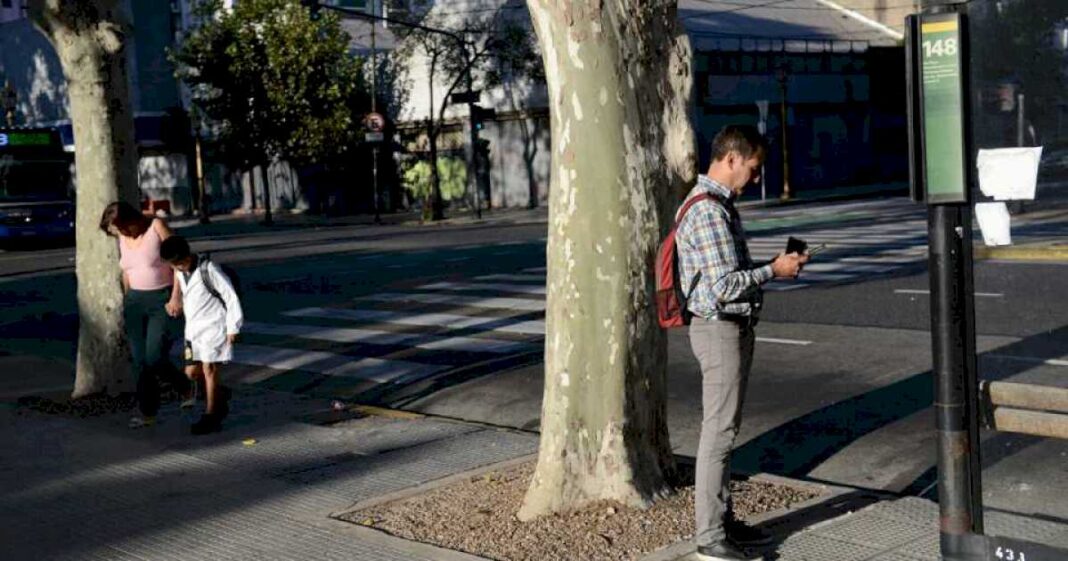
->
<box><xmin>919</xmin><ymin>13</ymin><xmax>968</xmax><ymax>204</ymax></box>
<box><xmin>922</xmin><ymin>37</ymin><xmax>958</xmax><ymax>58</ymax></box>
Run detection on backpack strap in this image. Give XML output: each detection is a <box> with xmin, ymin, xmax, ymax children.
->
<box><xmin>675</xmin><ymin>192</ymin><xmax>728</xmax><ymax>226</ymax></box>
<box><xmin>198</xmin><ymin>253</ymin><xmax>226</xmax><ymax>309</ymax></box>
<box><xmin>674</xmin><ymin>191</ymin><xmax>728</xmax><ymax>302</ymax></box>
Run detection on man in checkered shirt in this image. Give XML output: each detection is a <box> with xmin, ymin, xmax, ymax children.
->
<box><xmin>677</xmin><ymin>125</ymin><xmax>808</xmax><ymax>561</ymax></box>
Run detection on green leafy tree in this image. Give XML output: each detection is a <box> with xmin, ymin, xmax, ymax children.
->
<box><xmin>27</xmin><ymin>0</ymin><xmax>141</xmax><ymax>397</ymax></box>
<box><xmin>172</xmin><ymin>0</ymin><xmax>361</xmax><ymax>223</ymax></box>
<box><xmin>402</xmin><ymin>157</ymin><xmax>467</xmax><ymax>202</ymax></box>
<box><xmin>518</xmin><ymin>0</ymin><xmax>696</xmax><ymax>520</ymax></box>
<box><xmin>393</xmin><ymin>4</ymin><xmax>541</xmax><ymax>220</ymax></box>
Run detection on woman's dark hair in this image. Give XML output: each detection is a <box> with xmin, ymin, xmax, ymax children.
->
<box><xmin>99</xmin><ymin>201</ymin><xmax>151</xmax><ymax>237</ymax></box>
<box><xmin>159</xmin><ymin>236</ymin><xmax>192</xmax><ymax>264</ymax></box>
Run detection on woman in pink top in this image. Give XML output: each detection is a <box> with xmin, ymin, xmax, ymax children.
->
<box><xmin>100</xmin><ymin>202</ymin><xmax>191</xmax><ymax>428</ymax></box>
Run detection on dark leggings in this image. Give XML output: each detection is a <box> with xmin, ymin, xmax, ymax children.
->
<box><xmin>124</xmin><ymin>288</ymin><xmax>182</xmax><ymax>417</ymax></box>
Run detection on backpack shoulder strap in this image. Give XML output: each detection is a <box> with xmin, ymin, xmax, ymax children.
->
<box><xmin>198</xmin><ymin>253</ymin><xmax>224</xmax><ymax>306</ymax></box>
<box><xmin>675</xmin><ymin>192</ymin><xmax>726</xmax><ymax>228</ymax></box>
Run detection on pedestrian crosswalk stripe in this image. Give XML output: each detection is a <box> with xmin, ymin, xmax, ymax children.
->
<box><xmin>839</xmin><ymin>256</ymin><xmax>923</xmax><ymax>264</ymax></box>
<box><xmin>419</xmin><ymin>281</ymin><xmax>546</xmax><ymax>295</ymax></box>
<box><xmin>757</xmin><ymin>337</ymin><xmax>812</xmax><ymax>346</ymax></box>
<box><xmin>800</xmin><ymin>263</ymin><xmax>897</xmax><ymax>274</ymax></box>
<box><xmin>233</xmin><ymin>344</ymin><xmax>448</xmax><ymax>384</ymax></box>
<box><xmin>475</xmin><ymin>274</ymin><xmax>545</xmax><ymax>282</ymax></box>
<box><xmin>358</xmin><ymin>292</ymin><xmax>546</xmax><ymax>312</ymax></box>
<box><xmin>243</xmin><ymin>322</ymin><xmax>536</xmax><ymax>353</ymax></box>
<box><xmin>284</xmin><ymin>307</ymin><xmax>546</xmax><ymax>335</ymax></box>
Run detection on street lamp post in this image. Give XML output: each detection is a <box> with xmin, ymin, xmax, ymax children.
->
<box><xmin>775</xmin><ymin>67</ymin><xmax>791</xmax><ymax>200</ymax></box>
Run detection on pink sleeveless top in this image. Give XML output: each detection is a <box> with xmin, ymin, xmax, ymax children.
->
<box><xmin>119</xmin><ymin>220</ymin><xmax>174</xmax><ymax>291</ymax></box>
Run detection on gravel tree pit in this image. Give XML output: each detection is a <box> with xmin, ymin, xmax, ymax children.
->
<box><xmin>338</xmin><ymin>461</ymin><xmax>822</xmax><ymax>561</ymax></box>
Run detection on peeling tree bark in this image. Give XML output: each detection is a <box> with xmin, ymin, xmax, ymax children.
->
<box><xmin>28</xmin><ymin>0</ymin><xmax>139</xmax><ymax>397</ymax></box>
<box><xmin>519</xmin><ymin>0</ymin><xmax>697</xmax><ymax>520</ymax></box>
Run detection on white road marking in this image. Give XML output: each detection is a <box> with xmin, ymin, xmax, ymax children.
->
<box><xmin>278</xmin><ymin>308</ymin><xmax>814</xmax><ymax>349</ymax></box>
<box><xmin>233</xmin><ymin>344</ymin><xmax>447</xmax><ymax>384</ymax></box>
<box><xmin>987</xmin><ymin>354</ymin><xmax>1068</xmax><ymax>367</ymax></box>
<box><xmin>359</xmin><ymin>292</ymin><xmax>546</xmax><ymax>312</ymax></box>
<box><xmin>894</xmin><ymin>289</ymin><xmax>1003</xmax><ymax>298</ymax></box>
<box><xmin>284</xmin><ymin>307</ymin><xmax>546</xmax><ymax>335</ymax></box>
<box><xmin>475</xmin><ymin>274</ymin><xmax>545</xmax><ymax>282</ymax></box>
<box><xmin>419</xmin><ymin>281</ymin><xmax>546</xmax><ymax>296</ymax></box>
<box><xmin>243</xmin><ymin>322</ymin><xmax>535</xmax><ymax>353</ymax></box>
<box><xmin>756</xmin><ymin>337</ymin><xmax>813</xmax><ymax>346</ymax></box>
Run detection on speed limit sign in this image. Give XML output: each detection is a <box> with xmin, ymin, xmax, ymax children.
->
<box><xmin>365</xmin><ymin>112</ymin><xmax>385</xmax><ymax>132</ymax></box>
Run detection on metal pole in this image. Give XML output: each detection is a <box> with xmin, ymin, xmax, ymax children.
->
<box><xmin>465</xmin><ymin>38</ymin><xmax>481</xmax><ymax>220</ymax></box>
<box><xmin>928</xmin><ymin>204</ymin><xmax>984</xmax><ymax>560</ymax></box>
<box><xmin>371</xmin><ymin>2</ymin><xmax>381</xmax><ymax>224</ymax></box>
<box><xmin>195</xmin><ymin>133</ymin><xmax>210</xmax><ymax>224</ymax></box>
<box><xmin>779</xmin><ymin>76</ymin><xmax>791</xmax><ymax>200</ymax></box>
<box><xmin>1017</xmin><ymin>93</ymin><xmax>1025</xmax><ymax>147</ymax></box>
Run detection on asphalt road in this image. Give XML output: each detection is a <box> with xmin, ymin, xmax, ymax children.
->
<box><xmin>2</xmin><ymin>197</ymin><xmax>1066</xmax><ymax>522</ymax></box>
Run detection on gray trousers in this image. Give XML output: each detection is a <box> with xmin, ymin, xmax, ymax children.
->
<box><xmin>689</xmin><ymin>316</ymin><xmax>755</xmax><ymax>546</ymax></box>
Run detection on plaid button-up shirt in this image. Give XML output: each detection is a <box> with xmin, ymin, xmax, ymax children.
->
<box><xmin>676</xmin><ymin>175</ymin><xmax>774</xmax><ymax>319</ymax></box>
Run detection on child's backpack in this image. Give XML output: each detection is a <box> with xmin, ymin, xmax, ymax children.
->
<box><xmin>655</xmin><ymin>192</ymin><xmax>723</xmax><ymax>328</ymax></box>
<box><xmin>198</xmin><ymin>253</ymin><xmax>242</xmax><ymax>308</ymax></box>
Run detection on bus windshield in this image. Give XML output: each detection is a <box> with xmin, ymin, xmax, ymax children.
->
<box><xmin>0</xmin><ymin>156</ymin><xmax>72</xmax><ymax>203</ymax></box>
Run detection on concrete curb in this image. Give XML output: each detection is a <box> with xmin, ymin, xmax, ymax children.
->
<box><xmin>330</xmin><ymin>453</ymin><xmax>538</xmax><ymax>518</ymax></box>
<box><xmin>974</xmin><ymin>242</ymin><xmax>1068</xmax><ymax>261</ymax></box>
<box><xmin>639</xmin><ymin>474</ymin><xmax>888</xmax><ymax>561</ymax></box>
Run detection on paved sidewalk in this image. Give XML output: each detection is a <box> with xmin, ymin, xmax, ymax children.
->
<box><xmin>168</xmin><ymin>206</ymin><xmax>550</xmax><ymax>240</ymax></box>
<box><xmin>5</xmin><ymin>377</ymin><xmax>1068</xmax><ymax>561</ymax></box>
<box><xmin>0</xmin><ymin>387</ymin><xmax>535</xmax><ymax>561</ymax></box>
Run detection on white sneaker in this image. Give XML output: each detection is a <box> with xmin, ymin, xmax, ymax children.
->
<box><xmin>128</xmin><ymin>416</ymin><xmax>156</xmax><ymax>429</ymax></box>
<box><xmin>694</xmin><ymin>542</ymin><xmax>756</xmax><ymax>561</ymax></box>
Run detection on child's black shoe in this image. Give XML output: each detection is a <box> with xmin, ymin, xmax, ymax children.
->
<box><xmin>190</xmin><ymin>414</ymin><xmax>221</xmax><ymax>435</ymax></box>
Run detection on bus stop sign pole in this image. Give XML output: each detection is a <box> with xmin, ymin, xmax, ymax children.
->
<box><xmin>907</xmin><ymin>4</ymin><xmax>985</xmax><ymax>560</ymax></box>
<box><xmin>909</xmin><ymin>4</ymin><xmax>1068</xmax><ymax>560</ymax></box>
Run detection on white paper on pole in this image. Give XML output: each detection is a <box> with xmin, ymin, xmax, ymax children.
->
<box><xmin>976</xmin><ymin>146</ymin><xmax>1043</xmax><ymax>201</ymax></box>
<box><xmin>974</xmin><ymin>202</ymin><xmax>1012</xmax><ymax>246</ymax></box>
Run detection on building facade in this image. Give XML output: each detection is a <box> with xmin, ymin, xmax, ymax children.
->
<box><xmin>0</xmin><ymin>0</ymin><xmax>301</xmax><ymax>217</ymax></box>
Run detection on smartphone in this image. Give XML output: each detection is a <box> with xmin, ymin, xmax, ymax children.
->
<box><xmin>807</xmin><ymin>244</ymin><xmax>827</xmax><ymax>256</ymax></box>
<box><xmin>786</xmin><ymin>236</ymin><xmax>807</xmax><ymax>255</ymax></box>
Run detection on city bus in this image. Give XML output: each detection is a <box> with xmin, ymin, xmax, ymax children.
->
<box><xmin>0</xmin><ymin>128</ymin><xmax>75</xmax><ymax>243</ymax></box>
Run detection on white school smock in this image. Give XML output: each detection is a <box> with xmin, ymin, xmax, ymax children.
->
<box><xmin>177</xmin><ymin>259</ymin><xmax>243</xmax><ymax>363</ymax></box>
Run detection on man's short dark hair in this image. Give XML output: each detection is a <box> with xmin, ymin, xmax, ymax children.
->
<box><xmin>710</xmin><ymin>125</ymin><xmax>768</xmax><ymax>163</ymax></box>
<box><xmin>160</xmin><ymin>236</ymin><xmax>192</xmax><ymax>263</ymax></box>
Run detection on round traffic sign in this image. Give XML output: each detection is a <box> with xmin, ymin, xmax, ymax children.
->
<box><xmin>365</xmin><ymin>112</ymin><xmax>385</xmax><ymax>132</ymax></box>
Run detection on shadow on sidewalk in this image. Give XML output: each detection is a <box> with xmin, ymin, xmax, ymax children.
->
<box><xmin>731</xmin><ymin>324</ymin><xmax>1068</xmax><ymax>488</ymax></box>
<box><xmin>2</xmin><ymin>387</ymin><xmax>509</xmax><ymax>560</ymax></box>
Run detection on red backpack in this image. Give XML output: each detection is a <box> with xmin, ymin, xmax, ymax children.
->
<box><xmin>656</xmin><ymin>192</ymin><xmax>722</xmax><ymax>328</ymax></box>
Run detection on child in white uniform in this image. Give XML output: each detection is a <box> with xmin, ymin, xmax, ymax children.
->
<box><xmin>161</xmin><ymin>236</ymin><xmax>243</xmax><ymax>434</ymax></box>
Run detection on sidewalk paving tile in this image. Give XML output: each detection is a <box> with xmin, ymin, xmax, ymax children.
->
<box><xmin>775</xmin><ymin>532</ymin><xmax>885</xmax><ymax>561</ymax></box>
<box><xmin>811</xmin><ymin>514</ymin><xmax>931</xmax><ymax>550</ymax></box>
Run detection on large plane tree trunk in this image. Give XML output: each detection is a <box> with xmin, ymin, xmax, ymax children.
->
<box><xmin>519</xmin><ymin>0</ymin><xmax>697</xmax><ymax>520</ymax></box>
<box><xmin>29</xmin><ymin>0</ymin><xmax>140</xmax><ymax>397</ymax></box>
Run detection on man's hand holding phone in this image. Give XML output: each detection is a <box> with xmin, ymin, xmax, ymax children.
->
<box><xmin>774</xmin><ymin>236</ymin><xmax>820</xmax><ymax>279</ymax></box>
<box><xmin>771</xmin><ymin>252</ymin><xmax>809</xmax><ymax>278</ymax></box>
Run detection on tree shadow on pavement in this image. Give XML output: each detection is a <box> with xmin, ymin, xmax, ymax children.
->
<box><xmin>2</xmin><ymin>386</ymin><xmax>526</xmax><ymax>560</ymax></box>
